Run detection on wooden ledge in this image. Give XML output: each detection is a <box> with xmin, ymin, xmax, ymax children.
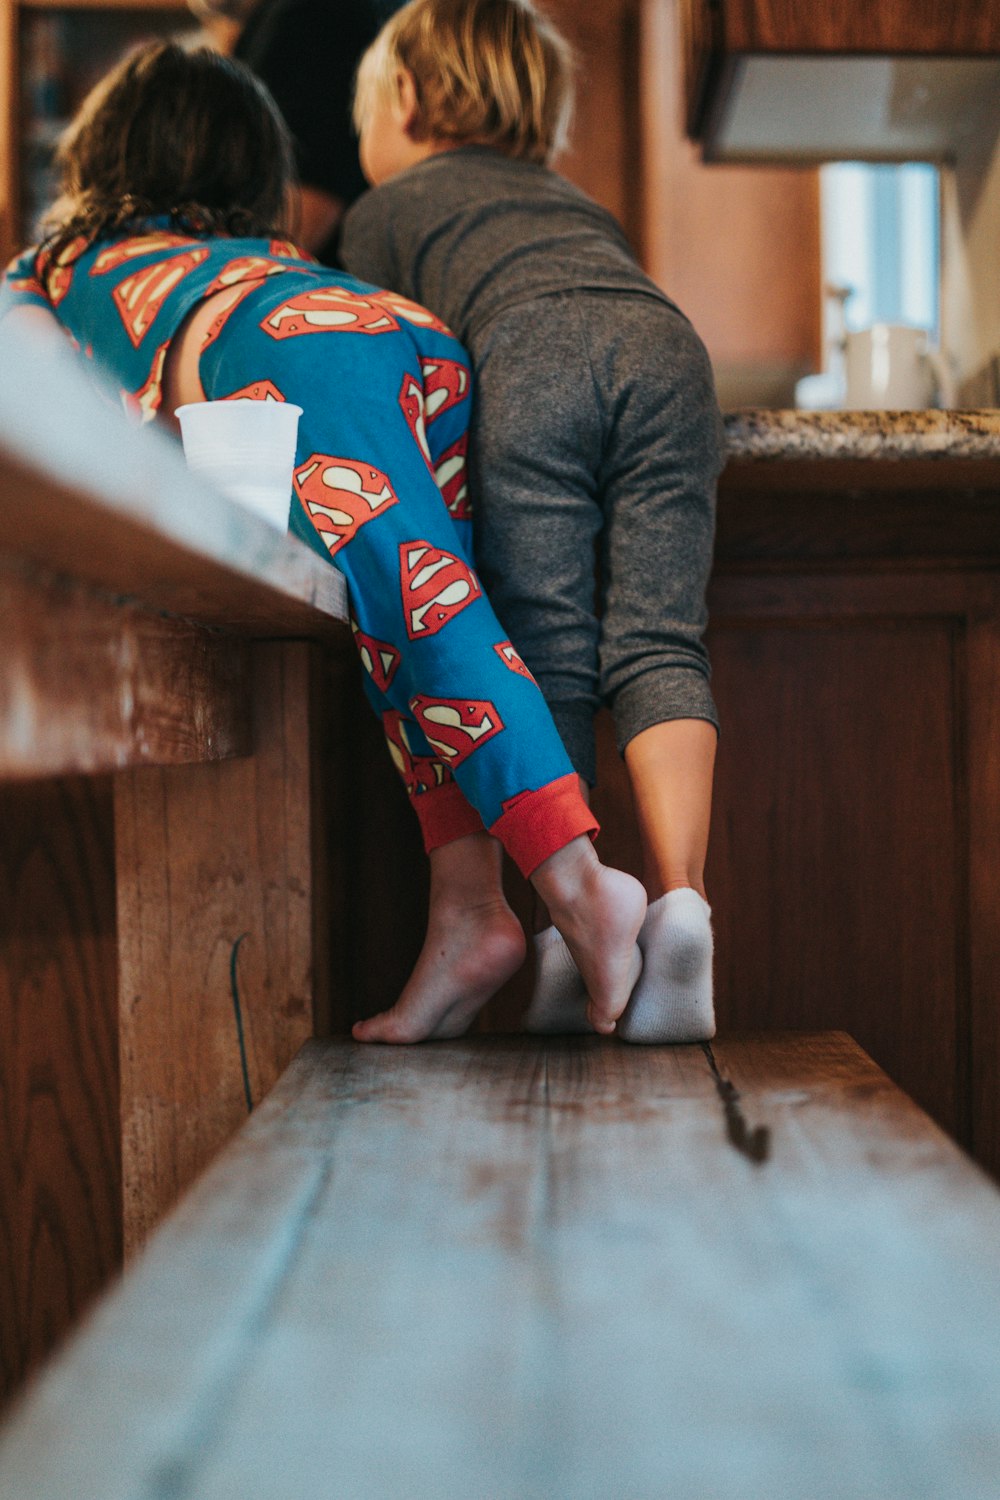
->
<box><xmin>3</xmin><ymin>1032</ymin><xmax>999</xmax><ymax>1498</ymax></box>
<box><xmin>0</xmin><ymin>443</ymin><xmax>348</xmax><ymax>641</ymax></box>
<box><xmin>0</xmin><ymin>323</ymin><xmax>348</xmax><ymax>638</ymax></box>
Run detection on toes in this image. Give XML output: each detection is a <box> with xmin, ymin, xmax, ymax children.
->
<box><xmin>585</xmin><ymin>1001</ymin><xmax>617</xmax><ymax>1035</ymax></box>
<box><xmin>353</xmin><ymin>1011</ymin><xmax>417</xmax><ymax>1045</ymax></box>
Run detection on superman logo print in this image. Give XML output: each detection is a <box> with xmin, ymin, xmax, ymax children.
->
<box><xmin>112</xmin><ymin>248</ymin><xmax>210</xmax><ymax>347</ymax></box>
<box><xmin>37</xmin><ymin>235</ymin><xmax>89</xmax><ymax>305</ymax></box>
<box><xmin>294</xmin><ymin>454</ymin><xmax>399</xmax><ymax>558</ymax></box>
<box><xmin>421</xmin><ymin>358</ymin><xmax>470</xmax><ymax>421</ymax></box>
<box><xmin>409</xmin><ymin>696</ymin><xmax>504</xmax><ymax>768</ymax></box>
<box><xmin>90</xmin><ymin>234</ymin><xmax>199</xmax><ymax>275</ymax></box>
<box><xmin>398</xmin><ymin>370</ymin><xmax>471</xmax><ymax>520</ymax></box>
<box><xmin>434</xmin><ymin>435</ymin><xmax>471</xmax><ymax>521</ymax></box>
<box><xmin>398</xmin><ymin>372</ymin><xmax>431</xmax><ymax>464</ymax></box>
<box><xmin>261</xmin><ymin>287</ymin><xmax>397</xmax><ymax>339</ymax></box>
<box><xmin>399</xmin><ymin>541</ymin><xmax>481</xmax><ymax>639</ymax></box>
<box><xmin>494</xmin><ymin>641</ymin><xmax>535</xmax><ymax>681</ymax></box>
<box><xmin>124</xmin><ymin>342</ymin><xmax>170</xmax><ymax>424</ymax></box>
<box><xmin>399</xmin><ymin>362</ymin><xmax>471</xmax><ymax>456</ymax></box>
<box><xmin>375</xmin><ymin>292</ymin><xmax>451</xmax><ymax>335</ymax></box>
<box><xmin>351</xmin><ymin>618</ymin><xmax>401</xmax><ymax>693</ymax></box>
<box><xmin>383</xmin><ymin>709</ymin><xmax>453</xmax><ymax>797</ymax></box>
<box><xmin>221</xmin><ymin>380</ymin><xmax>286</xmax><ymax>402</ymax></box>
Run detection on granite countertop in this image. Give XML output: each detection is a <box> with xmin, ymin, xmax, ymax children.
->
<box><xmin>724</xmin><ymin>409</ymin><xmax>1000</xmax><ymax>462</ymax></box>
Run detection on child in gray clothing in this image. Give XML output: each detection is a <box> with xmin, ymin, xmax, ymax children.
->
<box><xmin>344</xmin><ymin>0</ymin><xmax>724</xmax><ymax>1045</ymax></box>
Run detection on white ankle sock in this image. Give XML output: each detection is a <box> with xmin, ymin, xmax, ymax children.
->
<box><xmin>618</xmin><ymin>888</ymin><xmax>715</xmax><ymax>1044</ymax></box>
<box><xmin>523</xmin><ymin>926</ymin><xmax>593</xmax><ymax>1034</ymax></box>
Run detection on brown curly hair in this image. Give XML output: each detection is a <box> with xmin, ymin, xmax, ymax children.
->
<box><xmin>42</xmin><ymin>40</ymin><xmax>296</xmax><ymax>273</ymax></box>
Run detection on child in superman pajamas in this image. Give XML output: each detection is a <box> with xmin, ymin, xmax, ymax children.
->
<box><xmin>0</xmin><ymin>40</ymin><xmax>645</xmax><ymax>1040</ymax></box>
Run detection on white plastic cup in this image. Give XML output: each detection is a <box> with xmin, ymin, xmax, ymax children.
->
<box><xmin>176</xmin><ymin>399</ymin><xmax>303</xmax><ymax>530</ymax></box>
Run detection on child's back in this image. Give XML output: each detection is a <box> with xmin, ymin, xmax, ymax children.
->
<box><xmin>342</xmin><ymin>144</ymin><xmax>676</xmax><ymax>351</ymax></box>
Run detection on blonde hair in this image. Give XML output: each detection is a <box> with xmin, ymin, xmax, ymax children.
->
<box><xmin>354</xmin><ymin>0</ymin><xmax>574</xmax><ymax>165</ymax></box>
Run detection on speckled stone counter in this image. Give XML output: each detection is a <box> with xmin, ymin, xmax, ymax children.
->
<box><xmin>714</xmin><ymin>409</ymin><xmax>1000</xmax><ymax>562</ymax></box>
<box><xmin>724</xmin><ymin>409</ymin><xmax>1000</xmax><ymax>462</ymax></box>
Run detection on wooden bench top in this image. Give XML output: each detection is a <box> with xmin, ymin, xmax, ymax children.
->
<box><xmin>2</xmin><ymin>1032</ymin><xmax>1000</xmax><ymax>1498</ymax></box>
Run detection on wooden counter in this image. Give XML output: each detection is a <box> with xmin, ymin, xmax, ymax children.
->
<box><xmin>0</xmin><ymin>328</ymin><xmax>352</xmax><ymax>1403</ymax></box>
<box><xmin>614</xmin><ymin>416</ymin><xmax>1000</xmax><ymax>1179</ymax></box>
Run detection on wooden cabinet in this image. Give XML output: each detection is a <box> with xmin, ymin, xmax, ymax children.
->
<box><xmin>682</xmin><ymin>0</ymin><xmax>1000</xmax><ymax>162</ymax></box>
<box><xmin>0</xmin><ymin>0</ymin><xmax>192</xmax><ymax>265</ymax></box>
<box><xmin>591</xmin><ymin>447</ymin><xmax>1000</xmax><ymax>1179</ymax></box>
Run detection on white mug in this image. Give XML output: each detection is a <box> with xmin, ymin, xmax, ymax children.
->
<box><xmin>843</xmin><ymin>324</ymin><xmax>947</xmax><ymax>410</ymax></box>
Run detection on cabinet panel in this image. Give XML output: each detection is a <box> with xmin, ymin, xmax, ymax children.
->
<box><xmin>684</xmin><ymin>0</ymin><xmax>1000</xmax><ymax>161</ymax></box>
<box><xmin>706</xmin><ymin>619</ymin><xmax>962</xmax><ymax>1139</ymax></box>
<box><xmin>720</xmin><ymin>0</ymin><xmax>1000</xmax><ymax>57</ymax></box>
<box><xmin>0</xmin><ymin>776</ymin><xmax>120</xmax><ymax>1408</ymax></box>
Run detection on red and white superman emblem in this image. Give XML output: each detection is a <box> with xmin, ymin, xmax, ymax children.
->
<box><xmin>221</xmin><ymin>380</ymin><xmax>286</xmax><ymax>402</ymax></box>
<box><xmin>434</xmin><ymin>435</ymin><xmax>470</xmax><ymax>520</ymax></box>
<box><xmin>90</xmin><ymin>233</ymin><xmax>198</xmax><ymax>275</ymax></box>
<box><xmin>351</xmin><ymin>618</ymin><xmax>401</xmax><ymax>692</ymax></box>
<box><xmin>123</xmin><ymin>341</ymin><xmax>169</xmax><ymax>424</ymax></box>
<box><xmin>7</xmin><ymin>274</ymin><xmax>45</xmax><ymax>298</ymax></box>
<box><xmin>374</xmin><ymin>292</ymin><xmax>451</xmax><ymax>335</ymax></box>
<box><xmin>199</xmin><ymin>282</ymin><xmax>257</xmax><ymax>351</ymax></box>
<box><xmin>398</xmin><ymin>372</ymin><xmax>431</xmax><ymax>464</ymax></box>
<box><xmin>399</xmin><ymin>540</ymin><xmax>481</xmax><ymax>639</ymax></box>
<box><xmin>382</xmin><ymin>709</ymin><xmax>453</xmax><ymax>796</ymax></box>
<box><xmin>196</xmin><ymin>262</ymin><xmax>288</xmax><ymax>353</ymax></box>
<box><xmin>420</xmin><ymin>358</ymin><xmax>470</xmax><ymax>421</ymax></box>
<box><xmin>204</xmin><ymin>256</ymin><xmax>288</xmax><ymax>294</ymax></box>
<box><xmin>37</xmin><ymin>236</ymin><xmax>89</xmax><ymax>305</ymax></box>
<box><xmin>112</xmin><ymin>248</ymin><xmax>210</xmax><ymax>347</ymax></box>
<box><xmin>268</xmin><ymin>238</ymin><xmax>312</xmax><ymax>262</ymax></box>
<box><xmin>494</xmin><ymin>641</ymin><xmax>536</xmax><ymax>681</ymax></box>
<box><xmin>261</xmin><ymin>286</ymin><xmax>398</xmax><ymax>339</ymax></box>
<box><xmin>409</xmin><ymin>695</ymin><xmax>504</xmax><ymax>767</ymax></box>
<box><xmin>294</xmin><ymin>454</ymin><xmax>399</xmax><ymax>557</ymax></box>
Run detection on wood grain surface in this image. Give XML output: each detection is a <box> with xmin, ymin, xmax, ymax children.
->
<box><xmin>0</xmin><ymin>776</ymin><xmax>120</xmax><ymax>1406</ymax></box>
<box><xmin>2</xmin><ymin>1033</ymin><xmax>1000</xmax><ymax>1499</ymax></box>
<box><xmin>115</xmin><ymin>642</ymin><xmax>322</xmax><ymax>1254</ymax></box>
<box><xmin>719</xmin><ymin>0</ymin><xmax>1000</xmax><ymax>55</ymax></box>
<box><xmin>0</xmin><ymin>556</ymin><xmax>250</xmax><ymax>778</ymax></box>
<box><xmin>967</xmin><ymin>611</ymin><xmax>1000</xmax><ymax>1178</ymax></box>
<box><xmin>0</xmin><ymin>443</ymin><xmax>348</xmax><ymax>640</ymax></box>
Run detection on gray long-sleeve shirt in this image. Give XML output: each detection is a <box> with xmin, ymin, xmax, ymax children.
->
<box><xmin>340</xmin><ymin>146</ymin><xmax>676</xmax><ymax>348</ymax></box>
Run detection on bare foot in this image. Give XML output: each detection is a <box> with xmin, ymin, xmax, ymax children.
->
<box><xmin>353</xmin><ymin>895</ymin><xmax>526</xmax><ymax>1043</ymax></box>
<box><xmin>532</xmin><ymin>837</ymin><xmax>647</xmax><ymax>1035</ymax></box>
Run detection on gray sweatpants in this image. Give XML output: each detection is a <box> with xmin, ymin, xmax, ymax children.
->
<box><xmin>468</xmin><ymin>290</ymin><xmax>723</xmax><ymax>785</ymax></box>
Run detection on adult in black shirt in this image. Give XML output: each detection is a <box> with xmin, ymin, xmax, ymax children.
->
<box><xmin>233</xmin><ymin>0</ymin><xmax>401</xmax><ymax>261</ymax></box>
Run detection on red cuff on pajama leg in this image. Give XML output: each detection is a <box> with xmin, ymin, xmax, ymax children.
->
<box><xmin>412</xmin><ymin>781</ymin><xmax>487</xmax><ymax>853</ymax></box>
<box><xmin>489</xmin><ymin>773</ymin><xmax>600</xmax><ymax>878</ymax></box>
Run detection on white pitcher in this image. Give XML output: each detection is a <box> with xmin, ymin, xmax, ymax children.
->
<box><xmin>843</xmin><ymin>324</ymin><xmax>953</xmax><ymax>409</ymax></box>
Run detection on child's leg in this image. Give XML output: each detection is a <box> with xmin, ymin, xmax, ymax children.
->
<box><xmin>517</xmin><ymin>294</ymin><xmax>722</xmax><ymax>1039</ymax></box>
<box><xmin>470</xmin><ymin>298</ymin><xmax>635</xmax><ymax>1030</ymax></box>
<box><xmin>594</xmin><ymin>297</ymin><xmax>722</xmax><ymax>1041</ymax></box>
<box><xmin>352</xmin><ymin>831</ymin><xmax>526</xmax><ymax>1043</ymax></box>
<box><xmin>468</xmin><ymin>296</ymin><xmax>606</xmax><ymax>788</ymax></box>
<box><xmin>617</xmin><ymin>719</ymin><xmax>716</xmax><ymax>1043</ymax></box>
<box><xmin>199</xmin><ymin>281</ymin><xmax>645</xmax><ymax>1037</ymax></box>
<box><xmin>624</xmin><ymin>717</ymin><xmax>716</xmax><ymax>900</ymax></box>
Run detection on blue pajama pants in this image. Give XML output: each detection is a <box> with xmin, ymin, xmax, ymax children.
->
<box><xmin>199</xmin><ymin>274</ymin><xmax>596</xmax><ymax>873</ymax></box>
